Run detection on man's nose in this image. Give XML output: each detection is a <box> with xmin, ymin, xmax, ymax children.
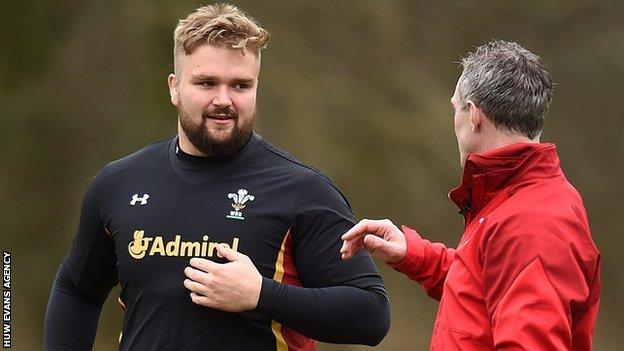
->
<box><xmin>212</xmin><ymin>86</ymin><xmax>232</xmax><ymax>107</ymax></box>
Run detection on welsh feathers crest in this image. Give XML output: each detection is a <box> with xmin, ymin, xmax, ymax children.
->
<box><xmin>226</xmin><ymin>189</ymin><xmax>255</xmax><ymax>220</ymax></box>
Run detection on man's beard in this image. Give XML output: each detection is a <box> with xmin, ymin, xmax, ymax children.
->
<box><xmin>178</xmin><ymin>103</ymin><xmax>254</xmax><ymax>158</ymax></box>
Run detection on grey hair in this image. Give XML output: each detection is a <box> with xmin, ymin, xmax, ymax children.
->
<box><xmin>458</xmin><ymin>40</ymin><xmax>554</xmax><ymax>139</ymax></box>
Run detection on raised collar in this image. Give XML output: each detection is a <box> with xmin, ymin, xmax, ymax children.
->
<box><xmin>168</xmin><ymin>132</ymin><xmax>262</xmax><ymax>186</ymax></box>
<box><xmin>449</xmin><ymin>142</ymin><xmax>563</xmax><ymax>215</ymax></box>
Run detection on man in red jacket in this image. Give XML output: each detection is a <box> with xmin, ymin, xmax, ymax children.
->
<box><xmin>340</xmin><ymin>40</ymin><xmax>601</xmax><ymax>350</ymax></box>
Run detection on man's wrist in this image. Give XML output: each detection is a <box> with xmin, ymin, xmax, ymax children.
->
<box><xmin>248</xmin><ymin>271</ymin><xmax>263</xmax><ymax>310</ymax></box>
<box><xmin>389</xmin><ymin>225</ymin><xmax>426</xmax><ymax>274</ymax></box>
<box><xmin>255</xmin><ymin>277</ymin><xmax>277</xmax><ymax>313</ymax></box>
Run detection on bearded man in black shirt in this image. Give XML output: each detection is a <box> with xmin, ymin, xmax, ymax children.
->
<box><xmin>44</xmin><ymin>4</ymin><xmax>390</xmax><ymax>351</ymax></box>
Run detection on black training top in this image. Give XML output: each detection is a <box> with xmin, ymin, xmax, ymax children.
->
<box><xmin>45</xmin><ymin>133</ymin><xmax>390</xmax><ymax>351</ymax></box>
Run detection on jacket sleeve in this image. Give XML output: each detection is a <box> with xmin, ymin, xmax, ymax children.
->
<box><xmin>44</xmin><ymin>172</ymin><xmax>119</xmax><ymax>350</ymax></box>
<box><xmin>390</xmin><ymin>226</ymin><xmax>455</xmax><ymax>300</ymax></box>
<box><xmin>481</xmin><ymin>215</ymin><xmax>601</xmax><ymax>350</ymax></box>
<box><xmin>256</xmin><ymin>173</ymin><xmax>390</xmax><ymax>345</ymax></box>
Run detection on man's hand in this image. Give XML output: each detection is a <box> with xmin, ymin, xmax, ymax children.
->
<box><xmin>183</xmin><ymin>244</ymin><xmax>262</xmax><ymax>312</ymax></box>
<box><xmin>340</xmin><ymin>219</ymin><xmax>407</xmax><ymax>264</ymax></box>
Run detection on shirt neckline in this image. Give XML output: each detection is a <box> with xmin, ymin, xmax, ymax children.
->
<box><xmin>168</xmin><ymin>132</ymin><xmax>262</xmax><ymax>186</ymax></box>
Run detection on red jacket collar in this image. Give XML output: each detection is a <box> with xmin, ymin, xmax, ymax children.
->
<box><xmin>449</xmin><ymin>142</ymin><xmax>563</xmax><ymax>214</ymax></box>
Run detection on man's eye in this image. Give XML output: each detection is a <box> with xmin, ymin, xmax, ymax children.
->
<box><xmin>199</xmin><ymin>81</ymin><xmax>216</xmax><ymax>87</ymax></box>
<box><xmin>234</xmin><ymin>83</ymin><xmax>250</xmax><ymax>90</ymax></box>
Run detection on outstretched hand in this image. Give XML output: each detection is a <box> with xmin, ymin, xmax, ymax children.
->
<box><xmin>340</xmin><ymin>219</ymin><xmax>407</xmax><ymax>264</ymax></box>
<box><xmin>183</xmin><ymin>244</ymin><xmax>262</xmax><ymax>312</ymax></box>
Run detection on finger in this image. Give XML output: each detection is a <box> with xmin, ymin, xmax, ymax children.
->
<box><xmin>341</xmin><ymin>241</ymin><xmax>368</xmax><ymax>260</ymax></box>
<box><xmin>183</xmin><ymin>278</ymin><xmax>209</xmax><ymax>296</ymax></box>
<box><xmin>216</xmin><ymin>244</ymin><xmax>245</xmax><ymax>262</ymax></box>
<box><xmin>340</xmin><ymin>228</ymin><xmax>367</xmax><ymax>254</ymax></box>
<box><xmin>341</xmin><ymin>229</ymin><xmax>369</xmax><ymax>252</ymax></box>
<box><xmin>190</xmin><ymin>257</ymin><xmax>220</xmax><ymax>272</ymax></box>
<box><xmin>340</xmin><ymin>237</ymin><xmax>357</xmax><ymax>253</ymax></box>
<box><xmin>357</xmin><ymin>219</ymin><xmax>393</xmax><ymax>238</ymax></box>
<box><xmin>342</xmin><ymin>218</ymin><xmax>392</xmax><ymax>241</ymax></box>
<box><xmin>363</xmin><ymin>234</ymin><xmax>392</xmax><ymax>252</ymax></box>
<box><xmin>190</xmin><ymin>292</ymin><xmax>213</xmax><ymax>307</ymax></box>
<box><xmin>341</xmin><ymin>251</ymin><xmax>358</xmax><ymax>260</ymax></box>
<box><xmin>340</xmin><ymin>237</ymin><xmax>365</xmax><ymax>257</ymax></box>
<box><xmin>184</xmin><ymin>267</ymin><xmax>210</xmax><ymax>284</ymax></box>
<box><xmin>341</xmin><ymin>219</ymin><xmax>372</xmax><ymax>240</ymax></box>
<box><xmin>363</xmin><ymin>234</ymin><xmax>405</xmax><ymax>264</ymax></box>
<box><xmin>340</xmin><ymin>241</ymin><xmax>349</xmax><ymax>254</ymax></box>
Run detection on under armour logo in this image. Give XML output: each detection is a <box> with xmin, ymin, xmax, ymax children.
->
<box><xmin>130</xmin><ymin>193</ymin><xmax>150</xmax><ymax>206</ymax></box>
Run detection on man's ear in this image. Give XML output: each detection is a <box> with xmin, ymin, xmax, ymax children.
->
<box><xmin>467</xmin><ymin>100</ymin><xmax>483</xmax><ymax>132</ymax></box>
<box><xmin>168</xmin><ymin>73</ymin><xmax>179</xmax><ymax>106</ymax></box>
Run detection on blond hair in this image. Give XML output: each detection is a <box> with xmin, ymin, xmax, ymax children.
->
<box><xmin>173</xmin><ymin>3</ymin><xmax>269</xmax><ymax>62</ymax></box>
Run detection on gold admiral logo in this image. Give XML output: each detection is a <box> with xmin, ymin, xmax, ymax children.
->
<box><xmin>128</xmin><ymin>230</ymin><xmax>240</xmax><ymax>260</ymax></box>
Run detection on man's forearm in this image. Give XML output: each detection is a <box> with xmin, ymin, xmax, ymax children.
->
<box><xmin>256</xmin><ymin>278</ymin><xmax>390</xmax><ymax>346</ymax></box>
<box><xmin>44</xmin><ymin>271</ymin><xmax>103</xmax><ymax>351</ymax></box>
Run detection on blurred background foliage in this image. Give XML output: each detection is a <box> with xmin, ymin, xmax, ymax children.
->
<box><xmin>1</xmin><ymin>0</ymin><xmax>623</xmax><ymax>350</ymax></box>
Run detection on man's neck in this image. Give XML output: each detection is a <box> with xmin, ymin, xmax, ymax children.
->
<box><xmin>475</xmin><ymin>120</ymin><xmax>541</xmax><ymax>154</ymax></box>
<box><xmin>478</xmin><ymin>133</ymin><xmax>540</xmax><ymax>155</ymax></box>
<box><xmin>178</xmin><ymin>131</ymin><xmax>207</xmax><ymax>157</ymax></box>
<box><xmin>462</xmin><ymin>130</ymin><xmax>540</xmax><ymax>168</ymax></box>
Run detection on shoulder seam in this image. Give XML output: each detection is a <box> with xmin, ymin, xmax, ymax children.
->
<box><xmin>287</xmin><ymin>172</ymin><xmax>319</xmax><ymax>235</ymax></box>
<box><xmin>258</xmin><ymin>140</ymin><xmax>321</xmax><ymax>174</ymax></box>
<box><xmin>100</xmin><ymin>138</ymin><xmax>171</xmax><ymax>176</ymax></box>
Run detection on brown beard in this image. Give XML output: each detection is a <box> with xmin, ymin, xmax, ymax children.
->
<box><xmin>178</xmin><ymin>103</ymin><xmax>254</xmax><ymax>158</ymax></box>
